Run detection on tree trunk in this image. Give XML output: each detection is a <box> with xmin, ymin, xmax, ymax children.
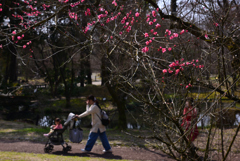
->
<box><xmin>85</xmin><ymin>56</ymin><xmax>92</xmax><ymax>85</ymax></box>
<box><xmin>8</xmin><ymin>44</ymin><xmax>17</xmax><ymax>84</ymax></box>
<box><xmin>106</xmin><ymin>84</ymin><xmax>127</xmax><ymax>130</ymax></box>
<box><xmin>101</xmin><ymin>57</ymin><xmax>127</xmax><ymax>129</ymax></box>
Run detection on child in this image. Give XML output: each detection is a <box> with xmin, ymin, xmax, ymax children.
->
<box><xmin>43</xmin><ymin>118</ymin><xmax>63</xmax><ymax>137</ymax></box>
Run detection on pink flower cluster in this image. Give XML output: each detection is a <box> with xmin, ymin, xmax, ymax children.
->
<box><xmin>22</xmin><ymin>10</ymin><xmax>41</xmax><ymax>16</ymax></box>
<box><xmin>12</xmin><ymin>14</ymin><xmax>23</xmax><ymax>21</ymax></box>
<box><xmin>214</xmin><ymin>22</ymin><xmax>219</xmax><ymax>27</ymax></box>
<box><xmin>0</xmin><ymin>3</ymin><xmax>2</xmax><ymax>12</ymax></box>
<box><xmin>70</xmin><ymin>1</ymin><xmax>83</xmax><ymax>7</ymax></box>
<box><xmin>152</xmin><ymin>10</ymin><xmax>157</xmax><ymax>17</ymax></box>
<box><xmin>59</xmin><ymin>0</ymin><xmax>69</xmax><ymax>3</ymax></box>
<box><xmin>186</xmin><ymin>83</ymin><xmax>192</xmax><ymax>89</ymax></box>
<box><xmin>42</xmin><ymin>4</ymin><xmax>51</xmax><ymax>10</ymax></box>
<box><xmin>98</xmin><ymin>10</ymin><xmax>109</xmax><ymax>20</ymax></box>
<box><xmin>112</xmin><ymin>0</ymin><xmax>117</xmax><ymax>6</ymax></box>
<box><xmin>68</xmin><ymin>11</ymin><xmax>78</xmax><ymax>20</ymax></box>
<box><xmin>142</xmin><ymin>47</ymin><xmax>149</xmax><ymax>53</ymax></box>
<box><xmin>85</xmin><ymin>8</ymin><xmax>91</xmax><ymax>16</ymax></box>
<box><xmin>155</xmin><ymin>23</ymin><xmax>161</xmax><ymax>29</ymax></box>
<box><xmin>169</xmin><ymin>33</ymin><xmax>178</xmax><ymax>40</ymax></box>
<box><xmin>162</xmin><ymin>59</ymin><xmax>204</xmax><ymax>76</ymax></box>
<box><xmin>23</xmin><ymin>41</ymin><xmax>32</xmax><ymax>49</ymax></box>
<box><xmin>106</xmin><ymin>12</ymin><xmax>120</xmax><ymax>23</ymax></box>
<box><xmin>23</xmin><ymin>0</ymin><xmax>30</xmax><ymax>4</ymax></box>
<box><xmin>180</xmin><ymin>29</ymin><xmax>185</xmax><ymax>35</ymax></box>
<box><xmin>0</xmin><ymin>44</ymin><xmax>2</xmax><ymax>49</ymax></box>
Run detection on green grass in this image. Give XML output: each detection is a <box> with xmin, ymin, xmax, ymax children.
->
<box><xmin>0</xmin><ymin>151</ymin><xmax>129</xmax><ymax>161</ymax></box>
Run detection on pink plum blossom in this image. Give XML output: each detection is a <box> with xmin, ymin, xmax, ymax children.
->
<box><xmin>152</xmin><ymin>10</ymin><xmax>156</xmax><ymax>17</ymax></box>
<box><xmin>144</xmin><ymin>33</ymin><xmax>149</xmax><ymax>37</ymax></box>
<box><xmin>168</xmin><ymin>30</ymin><xmax>171</xmax><ymax>35</ymax></box>
<box><xmin>168</xmin><ymin>69</ymin><xmax>173</xmax><ymax>73</ymax></box>
<box><xmin>142</xmin><ymin>47</ymin><xmax>149</xmax><ymax>53</ymax></box>
<box><xmin>173</xmin><ymin>33</ymin><xmax>178</xmax><ymax>37</ymax></box>
<box><xmin>162</xmin><ymin>69</ymin><xmax>167</xmax><ymax>73</ymax></box>
<box><xmin>175</xmin><ymin>69</ymin><xmax>180</xmax><ymax>75</ymax></box>
<box><xmin>135</xmin><ymin>12</ymin><xmax>139</xmax><ymax>17</ymax></box>
<box><xmin>155</xmin><ymin>23</ymin><xmax>161</xmax><ymax>29</ymax></box>
<box><xmin>126</xmin><ymin>26</ymin><xmax>131</xmax><ymax>32</ymax></box>
<box><xmin>112</xmin><ymin>0</ymin><xmax>117</xmax><ymax>6</ymax></box>
<box><xmin>180</xmin><ymin>29</ymin><xmax>185</xmax><ymax>35</ymax></box>
<box><xmin>23</xmin><ymin>45</ymin><xmax>26</xmax><ymax>49</ymax></box>
<box><xmin>162</xmin><ymin>48</ymin><xmax>166</xmax><ymax>53</ymax></box>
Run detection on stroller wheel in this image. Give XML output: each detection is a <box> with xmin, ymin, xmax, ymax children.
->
<box><xmin>44</xmin><ymin>147</ymin><xmax>50</xmax><ymax>153</ymax></box>
<box><xmin>63</xmin><ymin>147</ymin><xmax>68</xmax><ymax>152</ymax></box>
<box><xmin>66</xmin><ymin>145</ymin><xmax>72</xmax><ymax>151</ymax></box>
<box><xmin>49</xmin><ymin>145</ymin><xmax>54</xmax><ymax>150</ymax></box>
<box><xmin>48</xmin><ymin>145</ymin><xmax>54</xmax><ymax>152</ymax></box>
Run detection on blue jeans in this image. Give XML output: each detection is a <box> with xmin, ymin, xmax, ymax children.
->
<box><xmin>85</xmin><ymin>129</ymin><xmax>111</xmax><ymax>151</ymax></box>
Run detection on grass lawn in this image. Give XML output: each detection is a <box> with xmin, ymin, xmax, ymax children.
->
<box><xmin>0</xmin><ymin>151</ymin><xmax>129</xmax><ymax>161</ymax></box>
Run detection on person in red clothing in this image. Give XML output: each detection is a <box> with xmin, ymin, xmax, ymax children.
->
<box><xmin>181</xmin><ymin>97</ymin><xmax>199</xmax><ymax>146</ymax></box>
<box><xmin>43</xmin><ymin>118</ymin><xmax>63</xmax><ymax>137</ymax></box>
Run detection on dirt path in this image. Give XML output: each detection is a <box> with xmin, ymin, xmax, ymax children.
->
<box><xmin>0</xmin><ymin>140</ymin><xmax>173</xmax><ymax>161</ymax></box>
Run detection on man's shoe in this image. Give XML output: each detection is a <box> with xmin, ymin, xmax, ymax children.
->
<box><xmin>81</xmin><ymin>149</ymin><xmax>90</xmax><ymax>153</ymax></box>
<box><xmin>103</xmin><ymin>149</ymin><xmax>113</xmax><ymax>153</ymax></box>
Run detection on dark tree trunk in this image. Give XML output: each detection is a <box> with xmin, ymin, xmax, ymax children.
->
<box><xmin>85</xmin><ymin>57</ymin><xmax>92</xmax><ymax>85</ymax></box>
<box><xmin>106</xmin><ymin>84</ymin><xmax>127</xmax><ymax>130</ymax></box>
<box><xmin>8</xmin><ymin>44</ymin><xmax>17</xmax><ymax>84</ymax></box>
<box><xmin>101</xmin><ymin>57</ymin><xmax>127</xmax><ymax>130</ymax></box>
<box><xmin>80</xmin><ymin>53</ymin><xmax>85</xmax><ymax>87</ymax></box>
<box><xmin>101</xmin><ymin>56</ymin><xmax>107</xmax><ymax>86</ymax></box>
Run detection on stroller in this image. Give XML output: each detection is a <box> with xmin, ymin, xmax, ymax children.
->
<box><xmin>44</xmin><ymin>113</ymin><xmax>83</xmax><ymax>153</ymax></box>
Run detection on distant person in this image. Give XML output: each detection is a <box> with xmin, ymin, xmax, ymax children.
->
<box><xmin>75</xmin><ymin>95</ymin><xmax>112</xmax><ymax>153</ymax></box>
<box><xmin>181</xmin><ymin>97</ymin><xmax>199</xmax><ymax>149</ymax></box>
<box><xmin>43</xmin><ymin>118</ymin><xmax>63</xmax><ymax>137</ymax></box>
